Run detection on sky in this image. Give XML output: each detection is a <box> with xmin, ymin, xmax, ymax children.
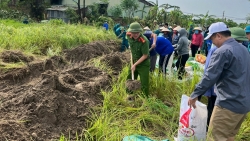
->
<box><xmin>151</xmin><ymin>0</ymin><xmax>250</xmax><ymax>23</ymax></box>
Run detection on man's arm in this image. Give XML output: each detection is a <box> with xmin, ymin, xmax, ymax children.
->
<box><xmin>149</xmin><ymin>33</ymin><xmax>157</xmax><ymax>51</ymax></box>
<box><xmin>134</xmin><ymin>54</ymin><xmax>148</xmax><ymax>66</ymax></box>
<box><xmin>190</xmin><ymin>50</ymin><xmax>230</xmax><ymax>99</ymax></box>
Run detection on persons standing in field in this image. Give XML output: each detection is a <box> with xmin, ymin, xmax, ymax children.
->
<box><xmin>153</xmin><ymin>20</ymin><xmax>159</xmax><ymax>31</ymax></box>
<box><xmin>244</xmin><ymin>25</ymin><xmax>250</xmax><ymax>53</ymax></box>
<box><xmin>161</xmin><ymin>28</ymin><xmax>172</xmax><ymax>42</ymax></box>
<box><xmin>113</xmin><ymin>23</ymin><xmax>120</xmax><ymax>35</ymax></box>
<box><xmin>126</xmin><ymin>22</ymin><xmax>150</xmax><ymax>97</ymax></box>
<box><xmin>148</xmin><ymin>36</ymin><xmax>174</xmax><ymax>76</ymax></box>
<box><xmin>188</xmin><ymin>22</ymin><xmax>250</xmax><ymax>141</ymax></box>
<box><xmin>117</xmin><ymin>26</ymin><xmax>129</xmax><ymax>52</ymax></box>
<box><xmin>190</xmin><ymin>27</ymin><xmax>204</xmax><ymax>57</ymax></box>
<box><xmin>188</xmin><ymin>24</ymin><xmax>194</xmax><ymax>40</ymax></box>
<box><xmin>143</xmin><ymin>30</ymin><xmax>157</xmax><ymax>72</ymax></box>
<box><xmin>230</xmin><ymin>27</ymin><xmax>248</xmax><ymax>46</ymax></box>
<box><xmin>103</xmin><ymin>21</ymin><xmax>109</xmax><ymax>31</ymax></box>
<box><xmin>173</xmin><ymin>28</ymin><xmax>189</xmax><ymax>80</ymax></box>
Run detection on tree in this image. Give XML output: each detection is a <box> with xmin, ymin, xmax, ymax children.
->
<box><xmin>246</xmin><ymin>14</ymin><xmax>250</xmax><ymax>24</ymax></box>
<box><xmin>135</xmin><ymin>3</ymin><xmax>149</xmax><ymax>19</ymax></box>
<box><xmin>108</xmin><ymin>5</ymin><xmax>122</xmax><ymax>19</ymax></box>
<box><xmin>195</xmin><ymin>11</ymin><xmax>216</xmax><ymax>27</ymax></box>
<box><xmin>72</xmin><ymin>0</ymin><xmax>82</xmax><ymax>23</ymax></box>
<box><xmin>120</xmin><ymin>0</ymin><xmax>139</xmax><ymax>22</ymax></box>
<box><xmin>224</xmin><ymin>19</ymin><xmax>238</xmax><ymax>28</ymax></box>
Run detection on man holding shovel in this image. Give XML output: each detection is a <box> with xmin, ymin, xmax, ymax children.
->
<box><xmin>126</xmin><ymin>22</ymin><xmax>151</xmax><ymax>97</ymax></box>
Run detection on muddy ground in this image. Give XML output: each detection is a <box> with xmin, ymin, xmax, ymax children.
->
<box><xmin>0</xmin><ymin>41</ymin><xmax>130</xmax><ymax>140</ymax></box>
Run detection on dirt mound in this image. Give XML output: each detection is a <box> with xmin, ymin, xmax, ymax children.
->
<box><xmin>64</xmin><ymin>41</ymin><xmax>120</xmax><ymax>63</ymax></box>
<box><xmin>0</xmin><ymin>41</ymin><xmax>126</xmax><ymax>140</ymax></box>
<box><xmin>100</xmin><ymin>51</ymin><xmax>130</xmax><ymax>74</ymax></box>
<box><xmin>0</xmin><ymin>50</ymin><xmax>34</xmax><ymax>63</ymax></box>
<box><xmin>126</xmin><ymin>79</ymin><xmax>141</xmax><ymax>91</ymax></box>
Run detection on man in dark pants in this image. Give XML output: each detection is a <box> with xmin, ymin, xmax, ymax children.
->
<box><xmin>203</xmin><ymin>44</ymin><xmax>218</xmax><ymax>131</ymax></box>
<box><xmin>173</xmin><ymin>28</ymin><xmax>189</xmax><ymax>80</ymax></box>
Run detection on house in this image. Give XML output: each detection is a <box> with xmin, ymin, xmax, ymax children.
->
<box><xmin>46</xmin><ymin>6</ymin><xmax>73</xmax><ymax>23</ymax></box>
<box><xmin>47</xmin><ymin>0</ymin><xmax>153</xmax><ymax>21</ymax></box>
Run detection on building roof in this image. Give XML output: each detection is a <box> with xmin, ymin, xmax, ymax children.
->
<box><xmin>138</xmin><ymin>0</ymin><xmax>154</xmax><ymax>6</ymax></box>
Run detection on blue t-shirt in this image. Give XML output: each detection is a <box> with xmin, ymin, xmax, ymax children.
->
<box><xmin>151</xmin><ymin>37</ymin><xmax>174</xmax><ymax>56</ymax></box>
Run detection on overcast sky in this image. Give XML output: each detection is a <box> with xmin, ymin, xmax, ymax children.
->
<box><xmin>151</xmin><ymin>0</ymin><xmax>250</xmax><ymax>23</ymax></box>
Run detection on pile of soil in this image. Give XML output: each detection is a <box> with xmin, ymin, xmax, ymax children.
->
<box><xmin>100</xmin><ymin>52</ymin><xmax>130</xmax><ymax>74</ymax></box>
<box><xmin>0</xmin><ymin>50</ymin><xmax>34</xmax><ymax>63</ymax></box>
<box><xmin>126</xmin><ymin>79</ymin><xmax>141</xmax><ymax>91</ymax></box>
<box><xmin>0</xmin><ymin>41</ymin><xmax>127</xmax><ymax>140</ymax></box>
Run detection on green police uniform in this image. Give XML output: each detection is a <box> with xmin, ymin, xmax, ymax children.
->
<box><xmin>127</xmin><ymin>22</ymin><xmax>150</xmax><ymax>97</ymax></box>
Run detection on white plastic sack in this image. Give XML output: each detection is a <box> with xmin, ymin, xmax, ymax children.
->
<box><xmin>175</xmin><ymin>95</ymin><xmax>207</xmax><ymax>141</ymax></box>
<box><xmin>167</xmin><ymin>52</ymin><xmax>174</xmax><ymax>73</ymax></box>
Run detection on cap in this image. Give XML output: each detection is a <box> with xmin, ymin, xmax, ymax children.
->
<box><xmin>205</xmin><ymin>22</ymin><xmax>229</xmax><ymax>40</ymax></box>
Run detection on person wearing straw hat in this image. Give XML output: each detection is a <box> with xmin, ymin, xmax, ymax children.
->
<box><xmin>153</xmin><ymin>20</ymin><xmax>159</xmax><ymax>31</ymax></box>
<box><xmin>188</xmin><ymin>22</ymin><xmax>250</xmax><ymax>141</ymax></box>
<box><xmin>162</xmin><ymin>28</ymin><xmax>172</xmax><ymax>43</ymax></box>
<box><xmin>143</xmin><ymin>26</ymin><xmax>151</xmax><ymax>31</ymax></box>
<box><xmin>153</xmin><ymin>26</ymin><xmax>164</xmax><ymax>36</ymax></box>
<box><xmin>172</xmin><ymin>26</ymin><xmax>182</xmax><ymax>45</ymax></box>
<box><xmin>126</xmin><ymin>22</ymin><xmax>150</xmax><ymax>97</ymax></box>
<box><xmin>245</xmin><ymin>25</ymin><xmax>250</xmax><ymax>53</ymax></box>
<box><xmin>190</xmin><ymin>27</ymin><xmax>204</xmax><ymax>57</ymax></box>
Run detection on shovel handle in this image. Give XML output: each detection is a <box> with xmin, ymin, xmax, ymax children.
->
<box><xmin>130</xmin><ymin>52</ymin><xmax>134</xmax><ymax>80</ymax></box>
<box><xmin>132</xmin><ymin>70</ymin><xmax>134</xmax><ymax>80</ymax></box>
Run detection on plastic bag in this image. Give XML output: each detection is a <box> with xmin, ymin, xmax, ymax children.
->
<box><xmin>175</xmin><ymin>95</ymin><xmax>207</xmax><ymax>141</ymax></box>
<box><xmin>123</xmin><ymin>135</ymin><xmax>169</xmax><ymax>141</ymax></box>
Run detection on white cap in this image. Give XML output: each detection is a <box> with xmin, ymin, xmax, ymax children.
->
<box><xmin>204</xmin><ymin>22</ymin><xmax>229</xmax><ymax>40</ymax></box>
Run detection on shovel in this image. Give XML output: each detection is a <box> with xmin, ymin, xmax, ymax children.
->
<box><xmin>125</xmin><ymin>53</ymin><xmax>141</xmax><ymax>91</ymax></box>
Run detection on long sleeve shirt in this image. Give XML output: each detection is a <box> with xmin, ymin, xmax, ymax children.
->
<box><xmin>191</xmin><ymin>33</ymin><xmax>203</xmax><ymax>47</ymax></box>
<box><xmin>190</xmin><ymin>38</ymin><xmax>250</xmax><ymax>114</ymax></box>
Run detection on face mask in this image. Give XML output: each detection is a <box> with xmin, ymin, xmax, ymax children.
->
<box><xmin>195</xmin><ymin>30</ymin><xmax>199</xmax><ymax>34</ymax></box>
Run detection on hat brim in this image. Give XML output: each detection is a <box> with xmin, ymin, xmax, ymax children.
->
<box><xmin>245</xmin><ymin>30</ymin><xmax>250</xmax><ymax>33</ymax></box>
<box><xmin>127</xmin><ymin>29</ymin><xmax>142</xmax><ymax>33</ymax></box>
<box><xmin>204</xmin><ymin>34</ymin><xmax>213</xmax><ymax>40</ymax></box>
<box><xmin>231</xmin><ymin>35</ymin><xmax>248</xmax><ymax>41</ymax></box>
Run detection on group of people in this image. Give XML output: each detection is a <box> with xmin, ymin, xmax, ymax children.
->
<box><xmin>120</xmin><ymin>21</ymin><xmax>250</xmax><ymax>141</ymax></box>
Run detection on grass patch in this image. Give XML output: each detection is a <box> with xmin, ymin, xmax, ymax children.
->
<box><xmin>0</xmin><ymin>20</ymin><xmax>118</xmax><ymax>56</ymax></box>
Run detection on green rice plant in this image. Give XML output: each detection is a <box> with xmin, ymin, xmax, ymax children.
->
<box><xmin>81</xmin><ymin>66</ymin><xmax>202</xmax><ymax>141</ymax></box>
<box><xmin>0</xmin><ymin>21</ymin><xmax>118</xmax><ymax>56</ymax></box>
<box><xmin>236</xmin><ymin>113</ymin><xmax>250</xmax><ymax>141</ymax></box>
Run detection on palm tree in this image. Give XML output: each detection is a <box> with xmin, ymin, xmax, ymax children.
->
<box><xmin>195</xmin><ymin>11</ymin><xmax>215</xmax><ymax>27</ymax></box>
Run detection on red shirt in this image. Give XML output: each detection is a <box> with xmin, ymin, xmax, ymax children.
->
<box><xmin>191</xmin><ymin>33</ymin><xmax>203</xmax><ymax>47</ymax></box>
